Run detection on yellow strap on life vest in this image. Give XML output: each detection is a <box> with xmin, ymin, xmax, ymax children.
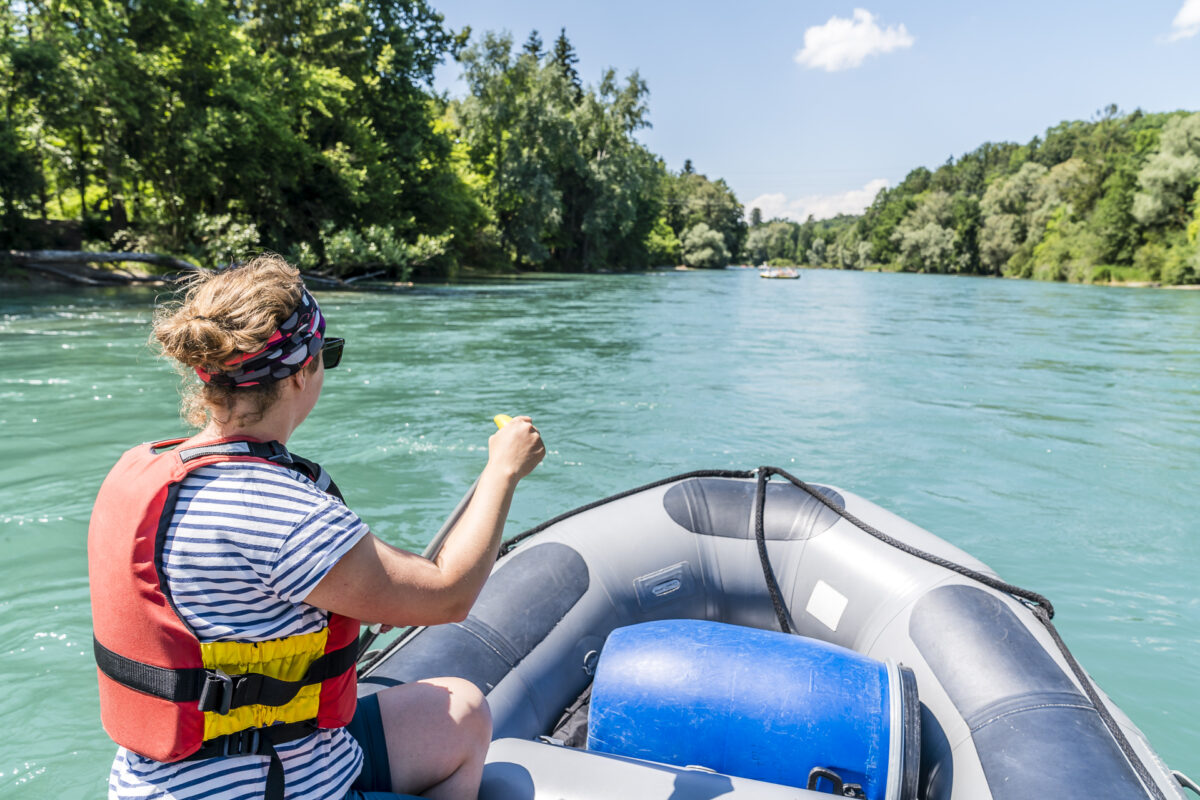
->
<box><xmin>199</xmin><ymin>628</ymin><xmax>329</xmax><ymax>740</ymax></box>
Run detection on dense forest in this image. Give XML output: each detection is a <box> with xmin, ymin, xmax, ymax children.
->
<box><xmin>0</xmin><ymin>0</ymin><xmax>743</xmax><ymax>279</ymax></box>
<box><xmin>745</xmin><ymin>107</ymin><xmax>1200</xmax><ymax>285</ymax></box>
<box><xmin>2</xmin><ymin>2</ymin><xmax>1197</xmax><ymax>284</ymax></box>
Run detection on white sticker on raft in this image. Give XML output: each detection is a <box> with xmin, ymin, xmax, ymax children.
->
<box><xmin>806</xmin><ymin>580</ymin><xmax>849</xmax><ymax>632</ymax></box>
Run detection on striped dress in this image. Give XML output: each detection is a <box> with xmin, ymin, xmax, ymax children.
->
<box><xmin>108</xmin><ymin>461</ymin><xmax>371</xmax><ymax>800</ymax></box>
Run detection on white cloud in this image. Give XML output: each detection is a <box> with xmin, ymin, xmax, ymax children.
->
<box><xmin>1169</xmin><ymin>0</ymin><xmax>1200</xmax><ymax>40</ymax></box>
<box><xmin>747</xmin><ymin>179</ymin><xmax>890</xmax><ymax>223</ymax></box>
<box><xmin>795</xmin><ymin>9</ymin><xmax>914</xmax><ymax>71</ymax></box>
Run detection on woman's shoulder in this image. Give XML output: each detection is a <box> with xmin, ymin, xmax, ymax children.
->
<box><xmin>183</xmin><ymin>460</ymin><xmax>337</xmax><ymax>508</ymax></box>
<box><xmin>173</xmin><ymin>461</ymin><xmax>358</xmax><ymax>554</ymax></box>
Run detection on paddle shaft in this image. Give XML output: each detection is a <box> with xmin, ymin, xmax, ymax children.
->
<box><xmin>356</xmin><ymin>415</ymin><xmax>513</xmax><ymax>661</ymax></box>
<box><xmin>422</xmin><ymin>415</ymin><xmax>513</xmax><ymax>559</ymax></box>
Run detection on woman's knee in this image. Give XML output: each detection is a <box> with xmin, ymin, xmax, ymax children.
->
<box><xmin>377</xmin><ymin>678</ymin><xmax>491</xmax><ymax>748</ymax></box>
<box><xmin>422</xmin><ymin>677</ymin><xmax>491</xmax><ymax>743</ymax></box>
<box><xmin>374</xmin><ymin>678</ymin><xmax>492</xmax><ymax>794</ymax></box>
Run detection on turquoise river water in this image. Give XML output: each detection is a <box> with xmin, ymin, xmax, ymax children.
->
<box><xmin>1</xmin><ymin>268</ymin><xmax>1198</xmax><ymax>796</ymax></box>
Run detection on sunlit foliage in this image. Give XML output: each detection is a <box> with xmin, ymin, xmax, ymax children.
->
<box><xmin>743</xmin><ymin>107</ymin><xmax>1200</xmax><ymax>284</ymax></box>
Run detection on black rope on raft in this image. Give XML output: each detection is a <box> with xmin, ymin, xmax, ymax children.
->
<box><xmin>498</xmin><ymin>469</ymin><xmax>756</xmax><ymax>556</ymax></box>
<box><xmin>759</xmin><ymin>465</ymin><xmax>1054</xmax><ymax>617</ymax></box>
<box><xmin>754</xmin><ymin>468</ymin><xmax>794</xmax><ymax>634</ymax></box>
<box><xmin>751</xmin><ymin>465</ymin><xmax>1164</xmax><ymax>800</ymax></box>
<box><xmin>1029</xmin><ymin>603</ymin><xmax>1168</xmax><ymax>800</ymax></box>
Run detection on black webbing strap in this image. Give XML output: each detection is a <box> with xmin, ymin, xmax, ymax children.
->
<box><xmin>288</xmin><ymin>453</ymin><xmax>345</xmax><ymax>502</ymax></box>
<box><xmin>94</xmin><ymin>637</ymin><xmax>357</xmax><ymax>713</ymax></box>
<box><xmin>187</xmin><ymin>720</ymin><xmax>317</xmax><ymax>800</ymax></box>
<box><xmin>94</xmin><ymin>638</ymin><xmax>201</xmax><ymax>702</ymax></box>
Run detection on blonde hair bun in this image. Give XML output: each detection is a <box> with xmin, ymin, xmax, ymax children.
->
<box><xmin>153</xmin><ymin>254</ymin><xmax>308</xmax><ymax>426</ymax></box>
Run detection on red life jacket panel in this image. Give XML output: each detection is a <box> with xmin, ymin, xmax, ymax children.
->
<box><xmin>89</xmin><ymin>437</ymin><xmax>360</xmax><ymax>764</ymax></box>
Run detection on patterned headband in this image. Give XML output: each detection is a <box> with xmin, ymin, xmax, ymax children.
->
<box><xmin>195</xmin><ymin>289</ymin><xmax>326</xmax><ymax>388</ymax></box>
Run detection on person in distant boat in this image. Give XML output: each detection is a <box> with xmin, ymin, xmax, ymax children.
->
<box><xmin>88</xmin><ymin>254</ymin><xmax>545</xmax><ymax>800</ymax></box>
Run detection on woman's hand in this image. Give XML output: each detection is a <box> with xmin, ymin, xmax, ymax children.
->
<box><xmin>486</xmin><ymin>415</ymin><xmax>545</xmax><ymax>484</ymax></box>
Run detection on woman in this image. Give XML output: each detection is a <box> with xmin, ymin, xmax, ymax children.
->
<box><xmin>88</xmin><ymin>255</ymin><xmax>545</xmax><ymax>800</ymax></box>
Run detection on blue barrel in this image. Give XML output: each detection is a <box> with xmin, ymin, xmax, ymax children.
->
<box><xmin>587</xmin><ymin>620</ymin><xmax>918</xmax><ymax>799</ymax></box>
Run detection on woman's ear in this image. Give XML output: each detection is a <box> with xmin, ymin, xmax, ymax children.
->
<box><xmin>288</xmin><ymin>368</ymin><xmax>308</xmax><ymax>394</ymax></box>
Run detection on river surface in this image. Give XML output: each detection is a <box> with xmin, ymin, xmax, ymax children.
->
<box><xmin>2</xmin><ymin>268</ymin><xmax>1198</xmax><ymax>796</ymax></box>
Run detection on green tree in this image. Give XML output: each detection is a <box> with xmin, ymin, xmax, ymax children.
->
<box><xmin>0</xmin><ymin>117</ymin><xmax>40</xmax><ymax>241</ymax></box>
<box><xmin>4</xmin><ymin>0</ymin><xmax>466</xmax><ymax>272</ymax></box>
<box><xmin>0</xmin><ymin>6</ymin><xmax>44</xmax><ymax>241</ymax></box>
<box><xmin>741</xmin><ymin>218</ymin><xmax>795</xmax><ymax>263</ymax></box>
<box><xmin>455</xmin><ymin>31</ymin><xmax>665</xmax><ymax>271</ymax></box>
<box><xmin>680</xmin><ymin>222</ymin><xmax>729</xmax><ymax>268</ymax></box>
<box><xmin>979</xmin><ymin>162</ymin><xmax>1047</xmax><ymax>275</ymax></box>
<box><xmin>550</xmin><ymin>28</ymin><xmax>582</xmax><ymax>103</ymax></box>
<box><xmin>742</xmin><ymin>225</ymin><xmax>769</xmax><ymax>264</ymax></box>
<box><xmin>3</xmin><ymin>3</ymin><xmax>749</xmax><ymax>277</ymax></box>
<box><xmin>662</xmin><ymin>168</ymin><xmax>745</xmax><ymax>262</ymax></box>
<box><xmin>523</xmin><ymin>30</ymin><xmax>544</xmax><ymax>59</ymax></box>
<box><xmin>806</xmin><ymin>237</ymin><xmax>826</xmax><ymax>265</ymax></box>
<box><xmin>457</xmin><ymin>32</ymin><xmax>562</xmax><ymax>266</ymax></box>
<box><xmin>1131</xmin><ymin>112</ymin><xmax>1200</xmax><ymax>229</ymax></box>
<box><xmin>554</xmin><ymin>68</ymin><xmax>660</xmax><ymax>270</ymax></box>
<box><xmin>797</xmin><ymin>108</ymin><xmax>1196</xmax><ymax>283</ymax></box>
<box><xmin>645</xmin><ymin>216</ymin><xmax>681</xmax><ymax>265</ymax></box>
<box><xmin>763</xmin><ymin>221</ymin><xmax>797</xmax><ymax>262</ymax></box>
<box><xmin>892</xmin><ymin>191</ymin><xmax>958</xmax><ymax>272</ymax></box>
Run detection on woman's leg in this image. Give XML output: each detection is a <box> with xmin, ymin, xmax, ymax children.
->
<box><xmin>374</xmin><ymin>677</ymin><xmax>492</xmax><ymax>800</ymax></box>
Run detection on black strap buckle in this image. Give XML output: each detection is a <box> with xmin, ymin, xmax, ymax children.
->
<box><xmin>221</xmin><ymin>727</ymin><xmax>262</xmax><ymax>757</ymax></box>
<box><xmin>199</xmin><ymin>669</ymin><xmax>234</xmax><ymax>715</ymax></box>
<box><xmin>807</xmin><ymin>767</ymin><xmax>865</xmax><ymax>797</ymax></box>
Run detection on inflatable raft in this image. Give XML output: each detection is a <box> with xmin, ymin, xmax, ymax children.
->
<box><xmin>357</xmin><ymin>467</ymin><xmax>1194</xmax><ymax>800</ymax></box>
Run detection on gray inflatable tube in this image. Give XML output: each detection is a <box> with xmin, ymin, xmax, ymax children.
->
<box><xmin>358</xmin><ymin>471</ymin><xmax>1185</xmax><ymax>800</ymax></box>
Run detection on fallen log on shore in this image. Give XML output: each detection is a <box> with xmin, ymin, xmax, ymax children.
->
<box><xmin>3</xmin><ymin>250</ymin><xmax>200</xmax><ymax>286</ymax></box>
<box><xmin>8</xmin><ymin>250</ymin><xmax>202</xmax><ymax>272</ymax></box>
<box><xmin>2</xmin><ymin>250</ymin><xmax>356</xmax><ymax>289</ymax></box>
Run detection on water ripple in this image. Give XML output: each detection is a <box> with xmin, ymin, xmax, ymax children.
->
<box><xmin>2</xmin><ymin>273</ymin><xmax>1199</xmax><ymax>793</ymax></box>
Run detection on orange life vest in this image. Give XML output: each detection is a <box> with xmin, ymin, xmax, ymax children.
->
<box><xmin>88</xmin><ymin>437</ymin><xmax>359</xmax><ymax>788</ymax></box>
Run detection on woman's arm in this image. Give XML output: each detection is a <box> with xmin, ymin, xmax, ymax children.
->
<box><xmin>304</xmin><ymin>417</ymin><xmax>545</xmax><ymax>626</ymax></box>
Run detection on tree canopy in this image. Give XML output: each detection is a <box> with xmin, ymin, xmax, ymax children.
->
<box><xmin>4</xmin><ymin>7</ymin><xmax>1195</xmax><ymax>287</ymax></box>
<box><xmin>744</xmin><ymin>107</ymin><xmax>1200</xmax><ymax>284</ymax></box>
<box><xmin>0</xmin><ymin>8</ymin><xmax>739</xmax><ymax>277</ymax></box>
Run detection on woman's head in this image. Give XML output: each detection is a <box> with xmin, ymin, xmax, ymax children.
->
<box><xmin>154</xmin><ymin>255</ymin><xmax>325</xmax><ymax>427</ymax></box>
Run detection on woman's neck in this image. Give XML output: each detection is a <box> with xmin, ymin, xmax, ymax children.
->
<box><xmin>196</xmin><ymin>403</ymin><xmax>299</xmax><ymax>446</ymax></box>
<box><xmin>191</xmin><ymin>370</ymin><xmax>314</xmax><ymax>447</ymax></box>
<box><xmin>196</xmin><ymin>420</ymin><xmax>290</xmax><ymax>445</ymax></box>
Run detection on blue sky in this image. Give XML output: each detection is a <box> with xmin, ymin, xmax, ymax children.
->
<box><xmin>432</xmin><ymin>1</ymin><xmax>1200</xmax><ymax>222</ymax></box>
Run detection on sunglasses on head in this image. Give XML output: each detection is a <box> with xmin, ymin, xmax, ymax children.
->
<box><xmin>322</xmin><ymin>337</ymin><xmax>344</xmax><ymax>369</ymax></box>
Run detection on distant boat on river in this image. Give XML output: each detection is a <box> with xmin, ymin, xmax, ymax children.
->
<box><xmin>760</xmin><ymin>267</ymin><xmax>800</xmax><ymax>279</ymax></box>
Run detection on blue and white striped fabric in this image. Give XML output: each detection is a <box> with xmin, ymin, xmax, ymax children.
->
<box><xmin>108</xmin><ymin>461</ymin><xmax>371</xmax><ymax>800</ymax></box>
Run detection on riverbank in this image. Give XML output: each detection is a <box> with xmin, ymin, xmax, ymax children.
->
<box><xmin>0</xmin><ymin>256</ymin><xmax>418</xmax><ymax>292</ymax></box>
<box><xmin>6</xmin><ymin>255</ymin><xmax>1200</xmax><ymax>293</ymax></box>
<box><xmin>841</xmin><ymin>263</ymin><xmax>1200</xmax><ymax>290</ymax></box>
